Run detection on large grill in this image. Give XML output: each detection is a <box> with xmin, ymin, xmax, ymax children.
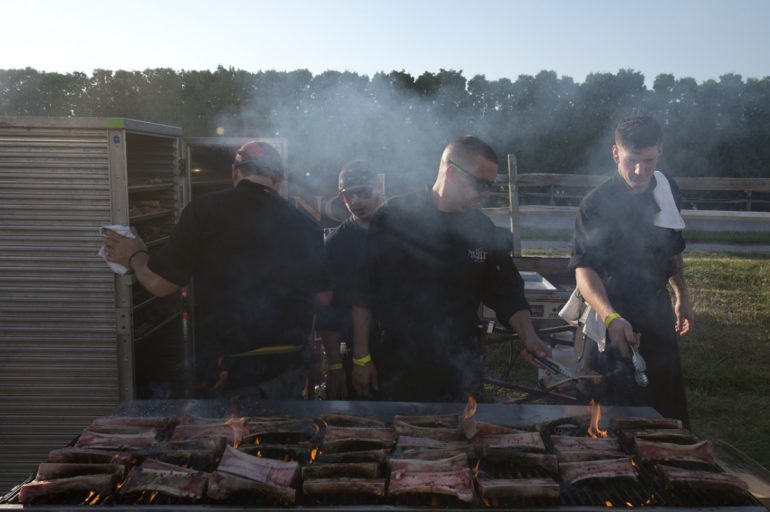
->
<box><xmin>1</xmin><ymin>400</ymin><xmax>767</xmax><ymax>511</ymax></box>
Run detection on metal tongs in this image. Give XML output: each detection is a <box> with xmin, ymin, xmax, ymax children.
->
<box><xmin>533</xmin><ymin>355</ymin><xmax>580</xmax><ymax>382</ymax></box>
<box><xmin>630</xmin><ymin>345</ymin><xmax>649</xmax><ymax>387</ymax></box>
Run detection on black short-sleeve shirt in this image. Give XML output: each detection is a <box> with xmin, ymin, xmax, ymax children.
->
<box><xmin>316</xmin><ymin>217</ymin><xmax>367</xmax><ymax>332</ymax></box>
<box><xmin>569</xmin><ymin>173</ymin><xmax>686</xmax><ymax>299</ymax></box>
<box><xmin>148</xmin><ymin>181</ymin><xmax>330</xmax><ymax>355</ymax></box>
<box><xmin>354</xmin><ymin>192</ymin><xmax>530</xmax><ymax>364</ymax></box>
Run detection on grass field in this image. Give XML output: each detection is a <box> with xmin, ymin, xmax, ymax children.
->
<box><xmin>682</xmin><ymin>252</ymin><xmax>770</xmax><ymax>470</ymax></box>
<box><xmin>484</xmin><ymin>250</ymin><xmax>770</xmax><ymax>470</ymax></box>
<box><xmin>518</xmin><ymin>227</ymin><xmax>770</xmax><ymax>245</ymax></box>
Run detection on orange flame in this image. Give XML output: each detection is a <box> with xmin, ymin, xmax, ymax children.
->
<box><xmin>148</xmin><ymin>490</ymin><xmax>159</xmax><ymax>504</ymax></box>
<box><xmin>483</xmin><ymin>497</ymin><xmax>492</xmax><ymax>507</ymax></box>
<box><xmin>81</xmin><ymin>490</ymin><xmax>96</xmax><ymax>505</ymax></box>
<box><xmin>587</xmin><ymin>400</ymin><xmax>608</xmax><ymax>438</ymax></box>
<box><xmin>474</xmin><ymin>460</ymin><xmax>480</xmax><ymax>479</ymax></box>
<box><xmin>605</xmin><ymin>499</ymin><xmax>614</xmax><ymax>507</ymax></box>
<box><xmin>310</xmin><ymin>448</ymin><xmax>318</xmax><ymax>462</ymax></box>
<box><xmin>463</xmin><ymin>395</ymin><xmax>478</xmax><ymax>420</ymax></box>
<box><xmin>625</xmin><ymin>501</ymin><xmax>633</xmax><ymax>507</ymax></box>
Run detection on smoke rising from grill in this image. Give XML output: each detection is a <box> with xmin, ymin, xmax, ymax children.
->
<box><xmin>214</xmin><ymin>70</ymin><xmax>626</xmax><ymax>200</ymax></box>
<box><xmin>207</xmin><ymin>69</ymin><xmax>770</xmax><ymax>202</ymax></box>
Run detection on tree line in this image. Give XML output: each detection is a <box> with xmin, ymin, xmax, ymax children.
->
<box><xmin>1</xmin><ymin>67</ymin><xmax>769</xmax><ymax>195</ymax></box>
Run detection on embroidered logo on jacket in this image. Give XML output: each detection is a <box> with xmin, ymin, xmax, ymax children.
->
<box><xmin>468</xmin><ymin>247</ymin><xmax>488</xmax><ymax>263</ymax></box>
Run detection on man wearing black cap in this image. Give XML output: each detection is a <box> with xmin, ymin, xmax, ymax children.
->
<box><xmin>104</xmin><ymin>141</ymin><xmax>331</xmax><ymax>400</ymax></box>
<box><xmin>317</xmin><ymin>160</ymin><xmax>384</xmax><ymax>399</ymax></box>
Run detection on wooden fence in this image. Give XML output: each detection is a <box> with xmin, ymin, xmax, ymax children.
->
<box><xmin>496</xmin><ymin>154</ymin><xmax>770</xmax><ymax>256</ymax></box>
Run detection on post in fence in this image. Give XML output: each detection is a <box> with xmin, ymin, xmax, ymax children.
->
<box><xmin>506</xmin><ymin>154</ymin><xmax>521</xmax><ymax>257</ymax></box>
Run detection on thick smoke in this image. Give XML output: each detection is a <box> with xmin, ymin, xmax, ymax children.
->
<box><xmin>212</xmin><ymin>70</ymin><xmax>604</xmax><ymax>229</ymax></box>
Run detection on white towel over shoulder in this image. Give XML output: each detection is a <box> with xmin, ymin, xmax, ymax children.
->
<box><xmin>653</xmin><ymin>171</ymin><xmax>686</xmax><ymax>230</ymax></box>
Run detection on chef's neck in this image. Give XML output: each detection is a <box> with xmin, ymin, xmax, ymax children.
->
<box><xmin>234</xmin><ymin>173</ymin><xmax>281</xmax><ymax>191</ymax></box>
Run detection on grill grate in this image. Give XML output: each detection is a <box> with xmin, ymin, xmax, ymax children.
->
<box><xmin>1</xmin><ymin>400</ymin><xmax>767</xmax><ymax>511</ymax></box>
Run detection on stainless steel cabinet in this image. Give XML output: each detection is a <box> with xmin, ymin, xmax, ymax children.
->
<box><xmin>0</xmin><ymin>116</ymin><xmax>190</xmax><ymax>492</ymax></box>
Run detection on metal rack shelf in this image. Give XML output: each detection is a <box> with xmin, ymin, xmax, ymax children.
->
<box><xmin>145</xmin><ymin>236</ymin><xmax>170</xmax><ymax>248</ymax></box>
<box><xmin>132</xmin><ymin>312</ymin><xmax>181</xmax><ymax>344</ymax></box>
<box><xmin>132</xmin><ymin>294</ymin><xmax>161</xmax><ymax>313</ymax></box>
<box><xmin>129</xmin><ymin>209</ymin><xmax>176</xmax><ymax>223</ymax></box>
<box><xmin>127</xmin><ymin>183</ymin><xmax>175</xmax><ymax>193</ymax></box>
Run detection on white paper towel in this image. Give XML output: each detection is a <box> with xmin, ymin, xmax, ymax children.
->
<box><xmin>98</xmin><ymin>224</ymin><xmax>135</xmax><ymax>275</ymax></box>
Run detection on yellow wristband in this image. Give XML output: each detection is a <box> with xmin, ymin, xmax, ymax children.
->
<box><xmin>326</xmin><ymin>363</ymin><xmax>343</xmax><ymax>371</ymax></box>
<box><xmin>604</xmin><ymin>312</ymin><xmax>622</xmax><ymax>328</ymax></box>
<box><xmin>352</xmin><ymin>354</ymin><xmax>372</xmax><ymax>366</ymax></box>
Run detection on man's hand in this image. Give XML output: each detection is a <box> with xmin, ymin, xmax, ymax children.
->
<box><xmin>674</xmin><ymin>296</ymin><xmax>694</xmax><ymax>335</ymax></box>
<box><xmin>102</xmin><ymin>228</ymin><xmax>147</xmax><ymax>268</ymax></box>
<box><xmin>352</xmin><ymin>363</ymin><xmax>377</xmax><ymax>398</ymax></box>
<box><xmin>607</xmin><ymin>316</ymin><xmax>639</xmax><ymax>358</ymax></box>
<box><xmin>519</xmin><ymin>334</ymin><xmax>552</xmax><ymax>366</ymax></box>
<box><xmin>325</xmin><ymin>369</ymin><xmax>348</xmax><ymax>400</ymax></box>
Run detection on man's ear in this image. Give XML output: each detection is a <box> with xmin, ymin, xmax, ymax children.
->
<box><xmin>445</xmin><ymin>163</ymin><xmax>456</xmax><ymax>182</ymax></box>
<box><xmin>611</xmin><ymin>144</ymin><xmax>620</xmax><ymax>164</ymax></box>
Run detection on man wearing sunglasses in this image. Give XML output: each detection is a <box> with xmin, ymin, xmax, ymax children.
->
<box><xmin>317</xmin><ymin>161</ymin><xmax>385</xmax><ymax>399</ymax></box>
<box><xmin>350</xmin><ymin>135</ymin><xmax>550</xmax><ymax>402</ymax></box>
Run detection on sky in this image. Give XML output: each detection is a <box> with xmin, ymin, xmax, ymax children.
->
<box><xmin>2</xmin><ymin>0</ymin><xmax>769</xmax><ymax>87</ymax></box>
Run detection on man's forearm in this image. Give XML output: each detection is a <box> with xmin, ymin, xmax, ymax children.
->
<box><xmin>351</xmin><ymin>305</ymin><xmax>371</xmax><ymax>359</ymax></box>
<box><xmin>575</xmin><ymin>266</ymin><xmax>616</xmax><ymax>321</ymax></box>
<box><xmin>508</xmin><ymin>309</ymin><xmax>538</xmax><ymax>343</ymax></box>
<box><xmin>576</xmin><ymin>265</ymin><xmax>639</xmax><ymax>354</ymax></box>
<box><xmin>131</xmin><ymin>253</ymin><xmax>180</xmax><ymax>297</ymax></box>
<box><xmin>668</xmin><ymin>253</ymin><xmax>689</xmax><ymax>300</ymax></box>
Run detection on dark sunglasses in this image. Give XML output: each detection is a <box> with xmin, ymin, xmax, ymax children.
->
<box><xmin>340</xmin><ymin>186</ymin><xmax>374</xmax><ymax>201</ymax></box>
<box><xmin>447</xmin><ymin>159</ymin><xmax>495</xmax><ymax>192</ymax></box>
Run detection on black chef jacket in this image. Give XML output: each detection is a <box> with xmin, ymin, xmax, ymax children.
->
<box><xmin>316</xmin><ymin>216</ymin><xmax>368</xmax><ymax>337</ymax></box>
<box><xmin>569</xmin><ymin>172</ymin><xmax>689</xmax><ymax>426</ymax></box>
<box><xmin>354</xmin><ymin>191</ymin><xmax>530</xmax><ymax>402</ymax></box>
<box><xmin>149</xmin><ymin>181</ymin><xmax>330</xmax><ymax>392</ymax></box>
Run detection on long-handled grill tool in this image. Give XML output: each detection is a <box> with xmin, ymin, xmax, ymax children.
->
<box><xmin>533</xmin><ymin>355</ymin><xmax>580</xmax><ymax>382</ymax></box>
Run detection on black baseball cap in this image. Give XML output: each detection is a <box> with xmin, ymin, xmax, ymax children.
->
<box><xmin>338</xmin><ymin>161</ymin><xmax>377</xmax><ymax>192</ymax></box>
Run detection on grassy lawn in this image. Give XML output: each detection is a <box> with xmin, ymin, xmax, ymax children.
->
<box><xmin>518</xmin><ymin>227</ymin><xmax>770</xmax><ymax>245</ymax></box>
<box><xmin>484</xmin><ymin>250</ymin><xmax>770</xmax><ymax>470</ymax></box>
<box><xmin>682</xmin><ymin>252</ymin><xmax>770</xmax><ymax>470</ymax></box>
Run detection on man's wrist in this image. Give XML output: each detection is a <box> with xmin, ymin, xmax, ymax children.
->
<box><xmin>604</xmin><ymin>312</ymin><xmax>622</xmax><ymax>328</ymax></box>
<box><xmin>128</xmin><ymin>249</ymin><xmax>149</xmax><ymax>268</ymax></box>
<box><xmin>352</xmin><ymin>354</ymin><xmax>372</xmax><ymax>366</ymax></box>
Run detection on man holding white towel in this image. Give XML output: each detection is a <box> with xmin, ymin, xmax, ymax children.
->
<box><xmin>570</xmin><ymin>115</ymin><xmax>693</xmax><ymax>426</ymax></box>
<box><xmin>103</xmin><ymin>141</ymin><xmax>331</xmax><ymax>400</ymax></box>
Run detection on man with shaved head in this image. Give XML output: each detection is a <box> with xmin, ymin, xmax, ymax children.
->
<box><xmin>104</xmin><ymin>141</ymin><xmax>331</xmax><ymax>400</ymax></box>
<box><xmin>350</xmin><ymin>135</ymin><xmax>549</xmax><ymax>402</ymax></box>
